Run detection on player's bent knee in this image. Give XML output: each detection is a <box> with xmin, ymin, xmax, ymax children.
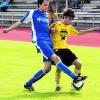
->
<box><xmin>75</xmin><ymin>62</ymin><xmax>82</xmax><ymax>70</ymax></box>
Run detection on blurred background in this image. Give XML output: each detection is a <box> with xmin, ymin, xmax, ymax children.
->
<box><xmin>0</xmin><ymin>0</ymin><xmax>100</xmax><ymax>29</ymax></box>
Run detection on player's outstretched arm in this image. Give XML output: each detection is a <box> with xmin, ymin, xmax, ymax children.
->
<box><xmin>3</xmin><ymin>21</ymin><xmax>22</xmax><ymax>33</ymax></box>
<box><xmin>79</xmin><ymin>27</ymin><xmax>100</xmax><ymax>35</ymax></box>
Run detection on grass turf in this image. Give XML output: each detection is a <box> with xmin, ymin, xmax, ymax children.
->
<box><xmin>0</xmin><ymin>40</ymin><xmax>100</xmax><ymax>100</ymax></box>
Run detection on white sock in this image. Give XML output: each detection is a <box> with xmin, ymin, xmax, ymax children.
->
<box><xmin>56</xmin><ymin>83</ymin><xmax>60</xmax><ymax>87</ymax></box>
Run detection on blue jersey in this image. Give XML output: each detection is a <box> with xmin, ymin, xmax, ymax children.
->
<box><xmin>19</xmin><ymin>9</ymin><xmax>54</xmax><ymax>58</ymax></box>
<box><xmin>19</xmin><ymin>9</ymin><xmax>51</xmax><ymax>42</ymax></box>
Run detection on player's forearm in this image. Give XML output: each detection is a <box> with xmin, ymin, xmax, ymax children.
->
<box><xmin>79</xmin><ymin>29</ymin><xmax>92</xmax><ymax>34</ymax></box>
<box><xmin>79</xmin><ymin>27</ymin><xmax>99</xmax><ymax>35</ymax></box>
<box><xmin>6</xmin><ymin>21</ymin><xmax>22</xmax><ymax>32</ymax></box>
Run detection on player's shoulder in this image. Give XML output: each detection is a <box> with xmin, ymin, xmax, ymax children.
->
<box><xmin>29</xmin><ymin>9</ymin><xmax>35</xmax><ymax>13</ymax></box>
<box><xmin>68</xmin><ymin>24</ymin><xmax>75</xmax><ymax>28</ymax></box>
<box><xmin>28</xmin><ymin>8</ymin><xmax>38</xmax><ymax>14</ymax></box>
<box><xmin>55</xmin><ymin>21</ymin><xmax>65</xmax><ymax>27</ymax></box>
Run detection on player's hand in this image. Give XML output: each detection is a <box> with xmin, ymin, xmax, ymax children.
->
<box><xmin>51</xmin><ymin>28</ymin><xmax>56</xmax><ymax>33</ymax></box>
<box><xmin>2</xmin><ymin>29</ymin><xmax>9</xmax><ymax>33</ymax></box>
<box><xmin>91</xmin><ymin>27</ymin><xmax>100</xmax><ymax>31</ymax></box>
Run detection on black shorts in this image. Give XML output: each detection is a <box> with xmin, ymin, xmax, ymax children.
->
<box><xmin>43</xmin><ymin>49</ymin><xmax>78</xmax><ymax>67</ymax></box>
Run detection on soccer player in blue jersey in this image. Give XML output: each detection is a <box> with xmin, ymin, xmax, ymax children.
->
<box><xmin>3</xmin><ymin>0</ymin><xmax>87</xmax><ymax>91</ymax></box>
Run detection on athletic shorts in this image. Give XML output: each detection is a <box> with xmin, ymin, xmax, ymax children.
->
<box><xmin>36</xmin><ymin>39</ymin><xmax>54</xmax><ymax>59</ymax></box>
<box><xmin>43</xmin><ymin>48</ymin><xmax>78</xmax><ymax>67</ymax></box>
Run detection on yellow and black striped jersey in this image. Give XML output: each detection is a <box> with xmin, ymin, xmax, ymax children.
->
<box><xmin>51</xmin><ymin>21</ymin><xmax>80</xmax><ymax>49</ymax></box>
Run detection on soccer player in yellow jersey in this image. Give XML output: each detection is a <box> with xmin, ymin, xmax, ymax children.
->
<box><xmin>49</xmin><ymin>8</ymin><xmax>99</xmax><ymax>91</ymax></box>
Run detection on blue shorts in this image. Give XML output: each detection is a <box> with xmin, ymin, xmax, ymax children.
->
<box><xmin>36</xmin><ymin>39</ymin><xmax>54</xmax><ymax>59</ymax></box>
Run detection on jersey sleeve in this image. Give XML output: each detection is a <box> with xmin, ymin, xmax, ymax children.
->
<box><xmin>18</xmin><ymin>10</ymin><xmax>34</xmax><ymax>24</ymax></box>
<box><xmin>68</xmin><ymin>25</ymin><xmax>80</xmax><ymax>35</ymax></box>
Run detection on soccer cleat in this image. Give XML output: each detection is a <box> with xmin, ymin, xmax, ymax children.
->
<box><xmin>71</xmin><ymin>81</ymin><xmax>84</xmax><ymax>91</ymax></box>
<box><xmin>73</xmin><ymin>73</ymin><xmax>87</xmax><ymax>83</ymax></box>
<box><xmin>55</xmin><ymin>86</ymin><xmax>61</xmax><ymax>91</ymax></box>
<box><xmin>24</xmin><ymin>83</ymin><xmax>34</xmax><ymax>91</ymax></box>
<box><xmin>72</xmin><ymin>74</ymin><xmax>87</xmax><ymax>91</ymax></box>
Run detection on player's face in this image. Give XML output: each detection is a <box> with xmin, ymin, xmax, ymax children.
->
<box><xmin>39</xmin><ymin>0</ymin><xmax>49</xmax><ymax>12</ymax></box>
<box><xmin>64</xmin><ymin>16</ymin><xmax>73</xmax><ymax>25</ymax></box>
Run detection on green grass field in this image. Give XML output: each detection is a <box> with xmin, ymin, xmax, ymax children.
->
<box><xmin>0</xmin><ymin>40</ymin><xmax>100</xmax><ymax>100</ymax></box>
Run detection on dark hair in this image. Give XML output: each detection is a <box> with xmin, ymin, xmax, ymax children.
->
<box><xmin>37</xmin><ymin>0</ymin><xmax>49</xmax><ymax>7</ymax></box>
<box><xmin>62</xmin><ymin>8</ymin><xmax>75</xmax><ymax>19</ymax></box>
<box><xmin>37</xmin><ymin>0</ymin><xmax>44</xmax><ymax>7</ymax></box>
<box><xmin>48</xmin><ymin>6</ymin><xmax>54</xmax><ymax>12</ymax></box>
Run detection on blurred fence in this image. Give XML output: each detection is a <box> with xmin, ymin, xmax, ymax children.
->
<box><xmin>0</xmin><ymin>12</ymin><xmax>100</xmax><ymax>29</ymax></box>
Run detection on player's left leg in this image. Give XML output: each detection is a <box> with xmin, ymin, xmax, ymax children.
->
<box><xmin>55</xmin><ymin>68</ymin><xmax>61</xmax><ymax>91</ymax></box>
